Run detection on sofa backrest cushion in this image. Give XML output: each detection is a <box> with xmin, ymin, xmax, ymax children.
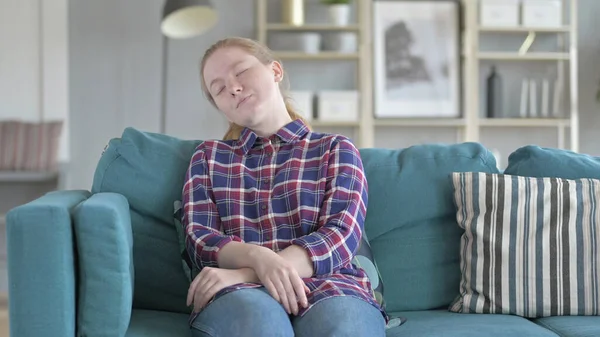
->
<box><xmin>505</xmin><ymin>145</ymin><xmax>600</xmax><ymax>179</ymax></box>
<box><xmin>92</xmin><ymin>127</ymin><xmax>201</xmax><ymax>313</ymax></box>
<box><xmin>359</xmin><ymin>143</ymin><xmax>499</xmax><ymax>312</ymax></box>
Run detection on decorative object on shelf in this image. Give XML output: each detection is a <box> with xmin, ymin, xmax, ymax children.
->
<box><xmin>552</xmin><ymin>78</ymin><xmax>564</xmax><ymax>117</ymax></box>
<box><xmin>289</xmin><ymin>91</ymin><xmax>314</xmax><ymax>121</ymax></box>
<box><xmin>522</xmin><ymin>0</ymin><xmax>563</xmax><ymax>28</ymax></box>
<box><xmin>282</xmin><ymin>0</ymin><xmax>305</xmax><ymax>26</ymax></box>
<box><xmin>373</xmin><ymin>1</ymin><xmax>460</xmax><ymax>118</ymax></box>
<box><xmin>317</xmin><ymin>90</ymin><xmax>359</xmax><ymax>122</ymax></box>
<box><xmin>161</xmin><ymin>0</ymin><xmax>217</xmax><ymax>39</ymax></box>
<box><xmin>519</xmin><ymin>77</ymin><xmax>561</xmax><ymax>118</ymax></box>
<box><xmin>529</xmin><ymin>79</ymin><xmax>538</xmax><ymax>117</ymax></box>
<box><xmin>519</xmin><ymin>78</ymin><xmax>529</xmax><ymax>118</ymax></box>
<box><xmin>321</xmin><ymin>0</ymin><xmax>352</xmax><ymax>26</ymax></box>
<box><xmin>485</xmin><ymin>65</ymin><xmax>503</xmax><ymax>118</ymax></box>
<box><xmin>0</xmin><ymin>120</ymin><xmax>63</xmax><ymax>172</ymax></box>
<box><xmin>269</xmin><ymin>32</ymin><xmax>321</xmax><ymax>54</ymax></box>
<box><xmin>479</xmin><ymin>0</ymin><xmax>520</xmax><ymax>27</ymax></box>
<box><xmin>540</xmin><ymin>78</ymin><xmax>550</xmax><ymax>117</ymax></box>
<box><xmin>322</xmin><ymin>32</ymin><xmax>357</xmax><ymax>53</ymax></box>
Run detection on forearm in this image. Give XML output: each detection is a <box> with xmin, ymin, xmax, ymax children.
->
<box><xmin>291</xmin><ymin>220</ymin><xmax>361</xmax><ymax>276</ymax></box>
<box><xmin>217</xmin><ymin>241</ymin><xmax>265</xmax><ymax>269</ymax></box>
<box><xmin>219</xmin><ymin>241</ymin><xmax>313</xmax><ymax>278</ymax></box>
<box><xmin>277</xmin><ymin>244</ymin><xmax>314</xmax><ymax>278</ymax></box>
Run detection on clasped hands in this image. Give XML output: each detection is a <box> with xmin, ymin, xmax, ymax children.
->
<box><xmin>186</xmin><ymin>247</ymin><xmax>310</xmax><ymax>315</ymax></box>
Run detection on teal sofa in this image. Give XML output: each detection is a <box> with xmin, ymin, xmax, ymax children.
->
<box><xmin>6</xmin><ymin>127</ymin><xmax>600</xmax><ymax>337</ymax></box>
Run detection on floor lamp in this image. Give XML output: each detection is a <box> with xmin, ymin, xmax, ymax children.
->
<box><xmin>160</xmin><ymin>0</ymin><xmax>218</xmax><ymax>134</ymax></box>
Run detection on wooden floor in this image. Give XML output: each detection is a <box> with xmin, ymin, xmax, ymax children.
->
<box><xmin>0</xmin><ymin>308</ymin><xmax>7</xmax><ymax>337</ymax></box>
<box><xmin>0</xmin><ymin>294</ymin><xmax>7</xmax><ymax>337</ymax></box>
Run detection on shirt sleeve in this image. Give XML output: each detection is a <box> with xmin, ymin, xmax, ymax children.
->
<box><xmin>182</xmin><ymin>145</ymin><xmax>243</xmax><ymax>269</ymax></box>
<box><xmin>291</xmin><ymin>138</ymin><xmax>368</xmax><ymax>276</ymax></box>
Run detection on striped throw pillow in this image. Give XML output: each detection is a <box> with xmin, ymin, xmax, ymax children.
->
<box><xmin>449</xmin><ymin>172</ymin><xmax>600</xmax><ymax>318</ymax></box>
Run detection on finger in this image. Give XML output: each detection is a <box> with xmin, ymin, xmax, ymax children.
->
<box><xmin>292</xmin><ymin>276</ymin><xmax>308</xmax><ymax>309</ymax></box>
<box><xmin>196</xmin><ymin>282</ymin><xmax>222</xmax><ymax>312</ymax></box>
<box><xmin>187</xmin><ymin>273</ymin><xmax>203</xmax><ymax>306</ymax></box>
<box><xmin>304</xmin><ymin>284</ymin><xmax>311</xmax><ymax>294</ymax></box>
<box><xmin>282</xmin><ymin>277</ymin><xmax>299</xmax><ymax>315</ymax></box>
<box><xmin>194</xmin><ymin>279</ymin><xmax>217</xmax><ymax>313</ymax></box>
<box><xmin>263</xmin><ymin>279</ymin><xmax>280</xmax><ymax>303</ymax></box>
<box><xmin>274</xmin><ymin>279</ymin><xmax>291</xmax><ymax>314</ymax></box>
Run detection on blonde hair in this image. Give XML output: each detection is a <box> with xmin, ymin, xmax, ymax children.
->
<box><xmin>200</xmin><ymin>37</ymin><xmax>312</xmax><ymax>141</ymax></box>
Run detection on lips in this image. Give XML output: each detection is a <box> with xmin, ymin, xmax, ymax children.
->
<box><xmin>236</xmin><ymin>95</ymin><xmax>251</xmax><ymax>108</ymax></box>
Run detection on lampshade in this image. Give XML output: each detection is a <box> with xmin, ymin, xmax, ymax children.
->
<box><xmin>161</xmin><ymin>0</ymin><xmax>217</xmax><ymax>39</ymax></box>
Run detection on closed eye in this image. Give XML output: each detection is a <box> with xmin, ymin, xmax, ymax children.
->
<box><xmin>236</xmin><ymin>69</ymin><xmax>248</xmax><ymax>77</ymax></box>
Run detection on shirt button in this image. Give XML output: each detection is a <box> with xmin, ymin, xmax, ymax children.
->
<box><xmin>261</xmin><ymin>205</ymin><xmax>267</xmax><ymax>210</ymax></box>
<box><xmin>264</xmin><ymin>234</ymin><xmax>271</xmax><ymax>241</ymax></box>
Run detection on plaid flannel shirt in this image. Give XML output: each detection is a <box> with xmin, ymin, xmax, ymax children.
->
<box><xmin>182</xmin><ymin>118</ymin><xmax>387</xmax><ymax>323</ymax></box>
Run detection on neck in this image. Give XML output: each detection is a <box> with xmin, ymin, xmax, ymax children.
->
<box><xmin>252</xmin><ymin>102</ymin><xmax>293</xmax><ymax>138</ymax></box>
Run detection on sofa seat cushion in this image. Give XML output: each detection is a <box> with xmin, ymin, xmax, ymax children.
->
<box><xmin>533</xmin><ymin>316</ymin><xmax>600</xmax><ymax>337</ymax></box>
<box><xmin>126</xmin><ymin>309</ymin><xmax>190</xmax><ymax>337</ymax></box>
<box><xmin>385</xmin><ymin>310</ymin><xmax>558</xmax><ymax>337</ymax></box>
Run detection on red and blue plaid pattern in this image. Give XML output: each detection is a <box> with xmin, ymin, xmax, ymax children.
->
<box><xmin>182</xmin><ymin>119</ymin><xmax>386</xmax><ymax>321</ymax></box>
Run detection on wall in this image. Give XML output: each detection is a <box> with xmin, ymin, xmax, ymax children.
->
<box><xmin>63</xmin><ymin>0</ymin><xmax>599</xmax><ymax>190</ymax></box>
<box><xmin>0</xmin><ymin>0</ymin><xmax>69</xmax><ymax>163</ymax></box>
<box><xmin>0</xmin><ymin>0</ymin><xmax>69</xmax><ymax>213</ymax></box>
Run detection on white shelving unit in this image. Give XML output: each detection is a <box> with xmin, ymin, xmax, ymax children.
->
<box><xmin>255</xmin><ymin>0</ymin><xmax>579</xmax><ymax>151</ymax></box>
<box><xmin>255</xmin><ymin>0</ymin><xmax>375</xmax><ymax>147</ymax></box>
<box><xmin>462</xmin><ymin>0</ymin><xmax>579</xmax><ymax>152</ymax></box>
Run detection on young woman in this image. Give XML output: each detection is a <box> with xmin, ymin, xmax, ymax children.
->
<box><xmin>182</xmin><ymin>36</ymin><xmax>387</xmax><ymax>337</ymax></box>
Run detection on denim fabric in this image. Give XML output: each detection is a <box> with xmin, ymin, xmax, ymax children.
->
<box><xmin>190</xmin><ymin>287</ymin><xmax>385</xmax><ymax>337</ymax></box>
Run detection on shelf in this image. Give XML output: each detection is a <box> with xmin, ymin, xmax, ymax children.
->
<box><xmin>479</xmin><ymin>118</ymin><xmax>570</xmax><ymax>127</ymax></box>
<box><xmin>478</xmin><ymin>26</ymin><xmax>571</xmax><ymax>33</ymax></box>
<box><xmin>310</xmin><ymin>120</ymin><xmax>360</xmax><ymax>127</ymax></box>
<box><xmin>0</xmin><ymin>171</ymin><xmax>58</xmax><ymax>183</ymax></box>
<box><xmin>477</xmin><ymin>52</ymin><xmax>570</xmax><ymax>61</ymax></box>
<box><xmin>273</xmin><ymin>52</ymin><xmax>359</xmax><ymax>60</ymax></box>
<box><xmin>267</xmin><ymin>23</ymin><xmax>360</xmax><ymax>32</ymax></box>
<box><xmin>374</xmin><ymin>118</ymin><xmax>466</xmax><ymax>127</ymax></box>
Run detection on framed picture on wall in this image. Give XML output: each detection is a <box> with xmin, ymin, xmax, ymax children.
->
<box><xmin>373</xmin><ymin>1</ymin><xmax>461</xmax><ymax>118</ymax></box>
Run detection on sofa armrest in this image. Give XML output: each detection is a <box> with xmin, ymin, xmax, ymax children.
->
<box><xmin>6</xmin><ymin>190</ymin><xmax>91</xmax><ymax>337</ymax></box>
<box><xmin>72</xmin><ymin>192</ymin><xmax>134</xmax><ymax>337</ymax></box>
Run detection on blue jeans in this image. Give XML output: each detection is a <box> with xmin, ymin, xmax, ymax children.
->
<box><xmin>190</xmin><ymin>287</ymin><xmax>386</xmax><ymax>337</ymax></box>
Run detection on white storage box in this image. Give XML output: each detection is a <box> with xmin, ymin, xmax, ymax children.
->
<box><xmin>522</xmin><ymin>0</ymin><xmax>562</xmax><ymax>27</ymax></box>
<box><xmin>289</xmin><ymin>91</ymin><xmax>314</xmax><ymax>121</ymax></box>
<box><xmin>317</xmin><ymin>91</ymin><xmax>359</xmax><ymax>122</ymax></box>
<box><xmin>480</xmin><ymin>0</ymin><xmax>520</xmax><ymax>27</ymax></box>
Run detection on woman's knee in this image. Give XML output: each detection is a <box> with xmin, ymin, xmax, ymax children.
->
<box><xmin>191</xmin><ymin>288</ymin><xmax>293</xmax><ymax>337</ymax></box>
<box><xmin>293</xmin><ymin>296</ymin><xmax>386</xmax><ymax>337</ymax></box>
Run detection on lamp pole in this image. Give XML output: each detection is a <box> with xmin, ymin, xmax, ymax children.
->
<box><xmin>159</xmin><ymin>0</ymin><xmax>217</xmax><ymax>134</ymax></box>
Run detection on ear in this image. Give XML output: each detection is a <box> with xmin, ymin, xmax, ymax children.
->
<box><xmin>271</xmin><ymin>61</ymin><xmax>284</xmax><ymax>83</ymax></box>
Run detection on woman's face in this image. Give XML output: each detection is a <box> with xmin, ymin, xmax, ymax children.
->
<box><xmin>203</xmin><ymin>47</ymin><xmax>283</xmax><ymax>128</ymax></box>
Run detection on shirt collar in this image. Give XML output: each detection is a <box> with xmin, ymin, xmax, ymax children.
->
<box><xmin>237</xmin><ymin>118</ymin><xmax>309</xmax><ymax>154</ymax></box>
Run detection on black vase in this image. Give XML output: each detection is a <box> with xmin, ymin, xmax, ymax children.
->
<box><xmin>486</xmin><ymin>66</ymin><xmax>503</xmax><ymax>118</ymax></box>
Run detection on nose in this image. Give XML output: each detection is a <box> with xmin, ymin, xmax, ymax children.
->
<box><xmin>227</xmin><ymin>78</ymin><xmax>243</xmax><ymax>96</ymax></box>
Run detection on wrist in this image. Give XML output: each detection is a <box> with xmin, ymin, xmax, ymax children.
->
<box><xmin>246</xmin><ymin>244</ymin><xmax>269</xmax><ymax>269</ymax></box>
<box><xmin>237</xmin><ymin>267</ymin><xmax>260</xmax><ymax>284</ymax></box>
